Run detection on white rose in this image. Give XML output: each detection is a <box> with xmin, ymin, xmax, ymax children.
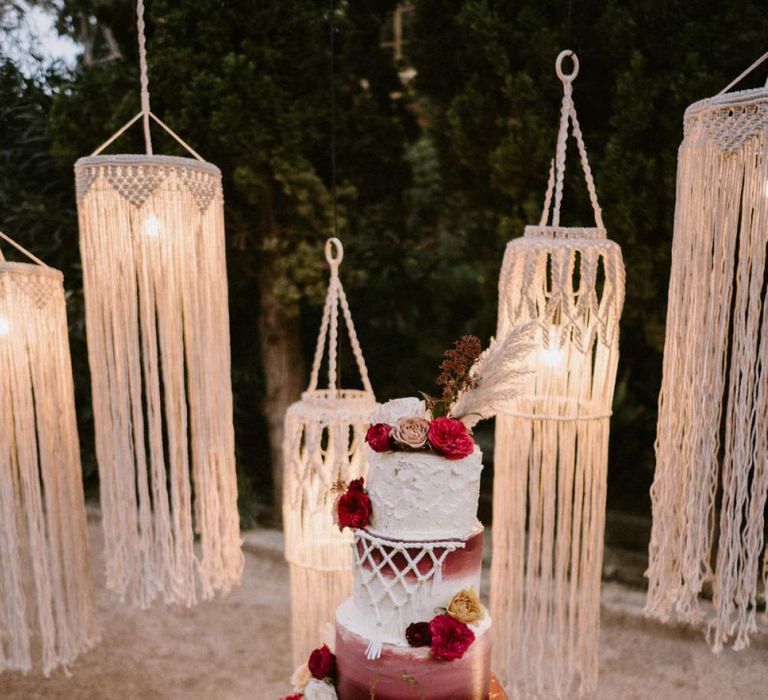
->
<box><xmin>303</xmin><ymin>679</ymin><xmax>338</xmax><ymax>700</ymax></box>
<box><xmin>290</xmin><ymin>663</ymin><xmax>311</xmax><ymax>691</ymax></box>
<box><xmin>370</xmin><ymin>397</ymin><xmax>427</xmax><ymax>426</ymax></box>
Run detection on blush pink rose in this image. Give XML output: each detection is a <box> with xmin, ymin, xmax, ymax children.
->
<box><xmin>427</xmin><ymin>417</ymin><xmax>475</xmax><ymax>460</ymax></box>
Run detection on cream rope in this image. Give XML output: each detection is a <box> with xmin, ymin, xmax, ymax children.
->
<box><xmin>542</xmin><ymin>50</ymin><xmax>605</xmax><ymax>230</ymax></box>
<box><xmin>717</xmin><ymin>50</ymin><xmax>768</xmax><ymax>95</ymax></box>
<box><xmin>307</xmin><ymin>238</ymin><xmax>373</xmax><ymax>395</ymax></box>
<box><xmin>89</xmin><ymin>0</ymin><xmax>205</xmax><ymax>162</ymax></box>
<box><xmin>0</xmin><ymin>230</ymin><xmax>49</xmax><ymax>267</ymax></box>
<box><xmin>136</xmin><ymin>0</ymin><xmax>152</xmax><ymax>154</ymax></box>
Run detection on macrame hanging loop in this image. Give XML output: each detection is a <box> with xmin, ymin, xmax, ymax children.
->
<box><xmin>283</xmin><ymin>238</ymin><xmax>376</xmax><ymax>665</ymax></box>
<box><xmin>75</xmin><ymin>1</ymin><xmax>243</xmax><ymax>608</ymax></box>
<box><xmin>647</xmin><ymin>54</ymin><xmax>768</xmax><ymax>653</ymax></box>
<box><xmin>0</xmin><ymin>233</ymin><xmax>98</xmax><ymax>676</ymax></box>
<box><xmin>492</xmin><ymin>51</ymin><xmax>625</xmax><ymax>698</ymax></box>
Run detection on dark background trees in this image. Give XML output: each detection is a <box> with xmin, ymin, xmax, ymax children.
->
<box><xmin>1</xmin><ymin>0</ymin><xmax>767</xmax><ymax>538</ymax></box>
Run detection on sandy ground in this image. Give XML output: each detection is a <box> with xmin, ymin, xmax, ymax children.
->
<box><xmin>1</xmin><ymin>522</ymin><xmax>766</xmax><ymax>700</ymax></box>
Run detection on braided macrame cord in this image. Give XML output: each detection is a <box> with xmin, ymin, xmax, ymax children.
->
<box><xmin>492</xmin><ymin>51</ymin><xmax>625</xmax><ymax>699</ymax></box>
<box><xmin>283</xmin><ymin>238</ymin><xmax>377</xmax><ymax>666</ymax></box>
<box><xmin>74</xmin><ymin>0</ymin><xmax>243</xmax><ymax>608</ymax></box>
<box><xmin>646</xmin><ymin>51</ymin><xmax>768</xmax><ymax>653</ymax></box>
<box><xmin>0</xmin><ymin>232</ymin><xmax>98</xmax><ymax>676</ymax></box>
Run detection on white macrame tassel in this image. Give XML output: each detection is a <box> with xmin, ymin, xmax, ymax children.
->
<box><xmin>0</xmin><ymin>239</ymin><xmax>99</xmax><ymax>676</ymax></box>
<box><xmin>646</xmin><ymin>62</ymin><xmax>768</xmax><ymax>651</ymax></box>
<box><xmin>492</xmin><ymin>51</ymin><xmax>625</xmax><ymax>698</ymax></box>
<box><xmin>283</xmin><ymin>238</ymin><xmax>376</xmax><ymax>666</ymax></box>
<box><xmin>75</xmin><ymin>156</ymin><xmax>243</xmax><ymax>607</ymax></box>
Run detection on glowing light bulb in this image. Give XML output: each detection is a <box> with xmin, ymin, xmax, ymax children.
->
<box><xmin>0</xmin><ymin>315</ymin><xmax>10</xmax><ymax>336</ymax></box>
<box><xmin>541</xmin><ymin>345</ymin><xmax>565</xmax><ymax>368</ymax></box>
<box><xmin>144</xmin><ymin>213</ymin><xmax>161</xmax><ymax>237</ymax></box>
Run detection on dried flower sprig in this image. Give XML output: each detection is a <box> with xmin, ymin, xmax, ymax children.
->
<box><xmin>450</xmin><ymin>323</ymin><xmax>535</xmax><ymax>428</ymax></box>
<box><xmin>436</xmin><ymin>335</ymin><xmax>483</xmax><ymax>406</ymax></box>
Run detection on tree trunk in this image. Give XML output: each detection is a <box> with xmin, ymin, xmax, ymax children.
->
<box><xmin>258</xmin><ymin>260</ymin><xmax>305</xmax><ymax>526</ymax></box>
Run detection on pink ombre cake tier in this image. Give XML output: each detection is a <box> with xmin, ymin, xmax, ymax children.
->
<box><xmin>335</xmin><ymin>617</ymin><xmax>492</xmax><ymax>700</ymax></box>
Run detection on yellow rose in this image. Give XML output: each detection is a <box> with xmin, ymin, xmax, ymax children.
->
<box><xmin>446</xmin><ymin>587</ymin><xmax>484</xmax><ymax>624</ymax></box>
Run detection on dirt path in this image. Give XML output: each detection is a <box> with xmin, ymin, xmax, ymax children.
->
<box><xmin>0</xmin><ymin>523</ymin><xmax>765</xmax><ymax>699</ymax></box>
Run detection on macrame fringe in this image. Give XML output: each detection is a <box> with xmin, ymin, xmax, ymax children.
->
<box><xmin>0</xmin><ymin>263</ymin><xmax>99</xmax><ymax>676</ymax></box>
<box><xmin>492</xmin><ymin>51</ymin><xmax>625</xmax><ymax>698</ymax></box>
<box><xmin>647</xmin><ymin>86</ymin><xmax>768</xmax><ymax>651</ymax></box>
<box><xmin>289</xmin><ymin>563</ymin><xmax>353</xmax><ymax>665</ymax></box>
<box><xmin>75</xmin><ymin>157</ymin><xmax>243</xmax><ymax>608</ymax></box>
<box><xmin>283</xmin><ymin>238</ymin><xmax>376</xmax><ymax>666</ymax></box>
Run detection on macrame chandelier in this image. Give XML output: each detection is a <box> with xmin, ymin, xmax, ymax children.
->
<box><xmin>0</xmin><ymin>232</ymin><xmax>98</xmax><ymax>676</ymax></box>
<box><xmin>491</xmin><ymin>51</ymin><xmax>625</xmax><ymax>698</ymax></box>
<box><xmin>74</xmin><ymin>0</ymin><xmax>242</xmax><ymax>607</ymax></box>
<box><xmin>646</xmin><ymin>53</ymin><xmax>768</xmax><ymax>651</ymax></box>
<box><xmin>283</xmin><ymin>238</ymin><xmax>376</xmax><ymax>666</ymax></box>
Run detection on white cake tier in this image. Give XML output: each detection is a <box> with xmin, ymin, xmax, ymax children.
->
<box><xmin>348</xmin><ymin>527</ymin><xmax>485</xmax><ymax>647</ymax></box>
<box><xmin>365</xmin><ymin>445</ymin><xmax>484</xmax><ymax>540</ymax></box>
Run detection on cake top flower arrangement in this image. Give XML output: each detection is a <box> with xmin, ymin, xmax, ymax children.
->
<box><xmin>365</xmin><ymin>324</ymin><xmax>533</xmax><ymax>459</ymax></box>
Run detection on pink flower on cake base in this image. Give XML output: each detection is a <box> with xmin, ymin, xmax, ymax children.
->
<box><xmin>365</xmin><ymin>423</ymin><xmax>392</xmax><ymax>452</ymax></box>
<box><xmin>428</xmin><ymin>613</ymin><xmax>475</xmax><ymax>661</ymax></box>
<box><xmin>427</xmin><ymin>417</ymin><xmax>475</xmax><ymax>460</ymax></box>
<box><xmin>334</xmin><ymin>478</ymin><xmax>371</xmax><ymax>530</ymax></box>
<box><xmin>392</xmin><ymin>416</ymin><xmax>430</xmax><ymax>449</ymax></box>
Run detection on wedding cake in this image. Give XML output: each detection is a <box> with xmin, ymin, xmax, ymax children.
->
<box><xmin>282</xmin><ymin>331</ymin><xmax>531</xmax><ymax>700</ymax></box>
<box><xmin>333</xmin><ymin>397</ymin><xmax>492</xmax><ymax>699</ymax></box>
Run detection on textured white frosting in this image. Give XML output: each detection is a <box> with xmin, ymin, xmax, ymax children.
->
<box><xmin>365</xmin><ymin>446</ymin><xmax>484</xmax><ymax>540</ymax></box>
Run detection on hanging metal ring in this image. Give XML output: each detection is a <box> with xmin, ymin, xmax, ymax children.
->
<box><xmin>556</xmin><ymin>50</ymin><xmax>579</xmax><ymax>84</ymax></box>
<box><xmin>325</xmin><ymin>237</ymin><xmax>344</xmax><ymax>269</ymax></box>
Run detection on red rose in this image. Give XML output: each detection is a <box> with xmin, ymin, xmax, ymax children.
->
<box><xmin>405</xmin><ymin>621</ymin><xmax>432</xmax><ymax>647</ymax></box>
<box><xmin>348</xmin><ymin>477</ymin><xmax>365</xmax><ymax>492</ymax></box>
<box><xmin>280</xmin><ymin>695</ymin><xmax>302</xmax><ymax>700</ymax></box>
<box><xmin>366</xmin><ymin>423</ymin><xmax>393</xmax><ymax>452</ymax></box>
<box><xmin>427</xmin><ymin>417</ymin><xmax>475</xmax><ymax>460</ymax></box>
<box><xmin>429</xmin><ymin>613</ymin><xmax>475</xmax><ymax>661</ymax></box>
<box><xmin>307</xmin><ymin>644</ymin><xmax>336</xmax><ymax>680</ymax></box>
<box><xmin>336</xmin><ymin>482</ymin><xmax>372</xmax><ymax>530</ymax></box>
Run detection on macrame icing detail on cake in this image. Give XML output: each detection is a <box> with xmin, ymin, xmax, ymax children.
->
<box><xmin>352</xmin><ymin>529</ymin><xmax>465</xmax><ymax>660</ymax></box>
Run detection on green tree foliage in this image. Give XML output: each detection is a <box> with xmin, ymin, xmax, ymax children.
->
<box><xmin>3</xmin><ymin>0</ymin><xmax>768</xmax><ymax>526</ymax></box>
<box><xmin>408</xmin><ymin>0</ymin><xmax>768</xmax><ymax>512</ymax></box>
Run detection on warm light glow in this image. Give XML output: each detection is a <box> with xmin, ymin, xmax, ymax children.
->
<box><xmin>0</xmin><ymin>315</ymin><xmax>9</xmax><ymax>336</ymax></box>
<box><xmin>143</xmin><ymin>213</ymin><xmax>162</xmax><ymax>237</ymax></box>
<box><xmin>541</xmin><ymin>345</ymin><xmax>565</xmax><ymax>368</ymax></box>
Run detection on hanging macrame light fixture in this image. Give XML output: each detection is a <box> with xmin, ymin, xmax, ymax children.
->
<box><xmin>283</xmin><ymin>238</ymin><xmax>376</xmax><ymax>666</ymax></box>
<box><xmin>74</xmin><ymin>0</ymin><xmax>242</xmax><ymax>607</ymax></box>
<box><xmin>491</xmin><ymin>51</ymin><xmax>625</xmax><ymax>698</ymax></box>
<box><xmin>0</xmin><ymin>231</ymin><xmax>98</xmax><ymax>676</ymax></box>
<box><xmin>646</xmin><ymin>52</ymin><xmax>768</xmax><ymax>651</ymax></box>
